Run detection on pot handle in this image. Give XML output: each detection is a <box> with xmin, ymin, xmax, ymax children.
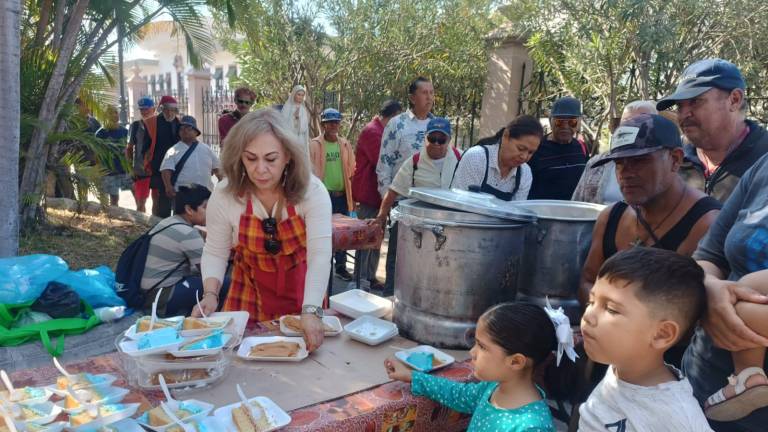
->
<box><xmin>535</xmin><ymin>223</ymin><xmax>548</xmax><ymax>244</ymax></box>
<box><xmin>411</xmin><ymin>223</ymin><xmax>447</xmax><ymax>251</ymax></box>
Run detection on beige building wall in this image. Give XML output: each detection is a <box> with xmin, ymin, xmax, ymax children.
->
<box><xmin>478</xmin><ymin>37</ymin><xmax>533</xmax><ymax>138</ymax></box>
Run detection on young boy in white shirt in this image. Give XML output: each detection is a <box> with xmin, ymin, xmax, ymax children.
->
<box><xmin>579</xmin><ymin>247</ymin><xmax>713</xmax><ymax>431</ymax></box>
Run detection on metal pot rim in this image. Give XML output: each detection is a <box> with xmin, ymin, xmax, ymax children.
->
<box><xmin>512</xmin><ymin>200</ymin><xmax>605</xmax><ymax>222</ymax></box>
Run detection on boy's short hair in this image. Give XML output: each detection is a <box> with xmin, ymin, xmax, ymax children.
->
<box><xmin>597</xmin><ymin>247</ymin><xmax>706</xmax><ymax>336</ymax></box>
<box><xmin>174</xmin><ymin>184</ymin><xmax>211</xmax><ymax>215</ymax></box>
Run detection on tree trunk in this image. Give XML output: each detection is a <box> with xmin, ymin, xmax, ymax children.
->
<box><xmin>0</xmin><ymin>0</ymin><xmax>21</xmax><ymax>256</ymax></box>
<box><xmin>19</xmin><ymin>0</ymin><xmax>90</xmax><ymax>226</ymax></box>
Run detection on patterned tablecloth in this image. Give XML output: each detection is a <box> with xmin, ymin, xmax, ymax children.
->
<box><xmin>9</xmin><ymin>322</ymin><xmax>472</xmax><ymax>432</ymax></box>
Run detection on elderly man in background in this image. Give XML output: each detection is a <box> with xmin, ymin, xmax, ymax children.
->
<box><xmin>528</xmin><ymin>96</ymin><xmax>589</xmax><ymax>200</ymax></box>
<box><xmin>143</xmin><ymin>95</ymin><xmax>181</xmax><ymax>217</ymax></box>
<box><xmin>657</xmin><ymin>58</ymin><xmax>768</xmax><ymax>202</ymax></box>
<box><xmin>351</xmin><ymin>99</ymin><xmax>403</xmax><ymax>291</ymax></box>
<box><xmin>572</xmin><ymin>100</ymin><xmax>658</xmax><ymax>204</ymax></box>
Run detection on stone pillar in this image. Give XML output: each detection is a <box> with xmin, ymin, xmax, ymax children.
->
<box><xmin>186</xmin><ymin>68</ymin><xmax>212</xmax><ymax>123</ymax></box>
<box><xmin>478</xmin><ymin>37</ymin><xmax>533</xmax><ymax>138</ymax></box>
<box><xmin>126</xmin><ymin>65</ymin><xmax>148</xmax><ymax>121</ymax></box>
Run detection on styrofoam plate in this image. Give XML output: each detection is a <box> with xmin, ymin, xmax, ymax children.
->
<box><xmin>46</xmin><ymin>374</ymin><xmax>118</xmax><ymax>397</ymax></box>
<box><xmin>55</xmin><ymin>386</ymin><xmax>130</xmax><ymax>414</ymax></box>
<box><xmin>395</xmin><ymin>345</ymin><xmax>455</xmax><ymax>372</ymax></box>
<box><xmin>65</xmin><ymin>403</ymin><xmax>140</xmax><ymax>431</ymax></box>
<box><xmin>343</xmin><ymin>315</ymin><xmax>398</xmax><ymax>346</ymax></box>
<box><xmin>168</xmin><ymin>334</ymin><xmax>232</xmax><ymax>358</ymax></box>
<box><xmin>236</xmin><ymin>337</ymin><xmax>308</xmax><ymax>362</ymax></box>
<box><xmin>179</xmin><ymin>316</ymin><xmax>233</xmax><ymax>337</ymax></box>
<box><xmin>119</xmin><ymin>337</ymin><xmax>184</xmax><ymax>357</ymax></box>
<box><xmin>135</xmin><ymin>399</ymin><xmax>215</xmax><ymax>431</ymax></box>
<box><xmin>329</xmin><ymin>289</ymin><xmax>392</xmax><ymax>318</ymax></box>
<box><xmin>124</xmin><ymin>316</ymin><xmax>184</xmax><ymax>340</ymax></box>
<box><xmin>279</xmin><ymin>315</ymin><xmax>343</xmax><ymax>337</ymax></box>
<box><xmin>10</xmin><ymin>386</ymin><xmax>53</xmax><ymax>406</ymax></box>
<box><xmin>14</xmin><ymin>421</ymin><xmax>66</xmax><ymax>432</ymax></box>
<box><xmin>212</xmin><ymin>396</ymin><xmax>290</xmax><ymax>432</ymax></box>
<box><xmin>20</xmin><ymin>401</ymin><xmax>62</xmax><ymax>425</ymax></box>
<box><xmin>209</xmin><ymin>311</ymin><xmax>249</xmax><ymax>345</ymax></box>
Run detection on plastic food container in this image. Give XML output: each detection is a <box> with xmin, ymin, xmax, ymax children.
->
<box><xmin>394</xmin><ymin>345</ymin><xmax>455</xmax><ymax>372</ymax></box>
<box><xmin>279</xmin><ymin>315</ymin><xmax>343</xmax><ymax>337</ymax></box>
<box><xmin>343</xmin><ymin>315</ymin><xmax>398</xmax><ymax>346</ymax></box>
<box><xmin>212</xmin><ymin>396</ymin><xmax>291</xmax><ymax>432</ymax></box>
<box><xmin>135</xmin><ymin>399</ymin><xmax>215</xmax><ymax>432</ymax></box>
<box><xmin>236</xmin><ymin>337</ymin><xmax>309</xmax><ymax>362</ymax></box>
<box><xmin>330</xmin><ymin>289</ymin><xmax>392</xmax><ymax>318</ymax></box>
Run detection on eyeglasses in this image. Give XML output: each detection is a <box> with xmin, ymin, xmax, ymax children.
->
<box><xmin>553</xmin><ymin>117</ymin><xmax>579</xmax><ymax>128</ymax></box>
<box><xmin>236</xmin><ymin>99</ymin><xmax>254</xmax><ymax>106</ymax></box>
<box><xmin>427</xmin><ymin>135</ymin><xmax>448</xmax><ymax>145</ymax></box>
<box><xmin>262</xmin><ymin>218</ymin><xmax>281</xmax><ymax>255</ymax></box>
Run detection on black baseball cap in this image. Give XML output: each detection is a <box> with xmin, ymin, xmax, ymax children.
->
<box><xmin>592</xmin><ymin>114</ymin><xmax>682</xmax><ymax>167</ymax></box>
<box><xmin>656</xmin><ymin>59</ymin><xmax>745</xmax><ymax>111</ymax></box>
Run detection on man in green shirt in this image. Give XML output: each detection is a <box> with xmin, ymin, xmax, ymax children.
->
<box><xmin>310</xmin><ymin>108</ymin><xmax>356</xmax><ymax>281</ymax></box>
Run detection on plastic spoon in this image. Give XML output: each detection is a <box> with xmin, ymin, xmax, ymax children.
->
<box><xmin>52</xmin><ymin>357</ymin><xmax>72</xmax><ymax>381</ymax></box>
<box><xmin>0</xmin><ymin>404</ymin><xmax>18</xmax><ymax>432</ymax></box>
<box><xmin>157</xmin><ymin>374</ymin><xmax>179</xmax><ymax>412</ymax></box>
<box><xmin>149</xmin><ymin>287</ymin><xmax>164</xmax><ymax>332</ymax></box>
<box><xmin>0</xmin><ymin>371</ymin><xmax>15</xmax><ymax>395</ymax></box>
<box><xmin>236</xmin><ymin>384</ymin><xmax>272</xmax><ymax>427</ymax></box>
<box><xmin>160</xmin><ymin>401</ymin><xmax>193</xmax><ymax>432</ymax></box>
<box><xmin>195</xmin><ymin>290</ymin><xmax>208</xmax><ymax>320</ymax></box>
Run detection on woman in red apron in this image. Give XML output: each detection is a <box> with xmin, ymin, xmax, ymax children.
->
<box><xmin>195</xmin><ymin>108</ymin><xmax>332</xmax><ymax>352</ymax></box>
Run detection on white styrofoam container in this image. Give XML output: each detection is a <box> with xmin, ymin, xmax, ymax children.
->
<box><xmin>212</xmin><ymin>396</ymin><xmax>290</xmax><ymax>432</ymax></box>
<box><xmin>329</xmin><ymin>289</ymin><xmax>392</xmax><ymax>319</ymax></box>
<box><xmin>236</xmin><ymin>337</ymin><xmax>309</xmax><ymax>362</ymax></box>
<box><xmin>343</xmin><ymin>315</ymin><xmax>398</xmax><ymax>346</ymax></box>
<box><xmin>278</xmin><ymin>315</ymin><xmax>343</xmax><ymax>337</ymax></box>
<box><xmin>394</xmin><ymin>345</ymin><xmax>455</xmax><ymax>372</ymax></box>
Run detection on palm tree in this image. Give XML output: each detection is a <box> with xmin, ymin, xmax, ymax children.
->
<box><xmin>18</xmin><ymin>0</ymin><xmax>228</xmax><ymax>230</ymax></box>
<box><xmin>0</xmin><ymin>0</ymin><xmax>21</xmax><ymax>257</ymax></box>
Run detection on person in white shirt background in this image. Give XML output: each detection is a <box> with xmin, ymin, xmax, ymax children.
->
<box><xmin>160</xmin><ymin>115</ymin><xmax>222</xmax><ymax>198</ymax></box>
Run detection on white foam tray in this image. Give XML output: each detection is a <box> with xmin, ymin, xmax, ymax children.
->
<box><xmin>329</xmin><ymin>289</ymin><xmax>392</xmax><ymax>318</ymax></box>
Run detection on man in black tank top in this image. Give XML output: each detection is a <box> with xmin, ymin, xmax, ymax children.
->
<box><xmin>579</xmin><ymin>114</ymin><xmax>721</xmax><ymax>308</ymax></box>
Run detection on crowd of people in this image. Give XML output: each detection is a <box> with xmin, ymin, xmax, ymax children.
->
<box><xmin>69</xmin><ymin>56</ymin><xmax>768</xmax><ymax>430</ymax></box>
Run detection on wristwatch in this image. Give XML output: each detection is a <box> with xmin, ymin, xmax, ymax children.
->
<box><xmin>301</xmin><ymin>305</ymin><xmax>324</xmax><ymax>318</ymax></box>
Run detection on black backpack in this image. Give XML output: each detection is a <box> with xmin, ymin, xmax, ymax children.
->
<box><xmin>115</xmin><ymin>222</ymin><xmax>188</xmax><ymax>309</ymax></box>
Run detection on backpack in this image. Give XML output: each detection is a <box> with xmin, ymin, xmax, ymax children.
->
<box><xmin>411</xmin><ymin>147</ymin><xmax>462</xmax><ymax>187</ymax></box>
<box><xmin>115</xmin><ymin>222</ymin><xmax>188</xmax><ymax>309</ymax></box>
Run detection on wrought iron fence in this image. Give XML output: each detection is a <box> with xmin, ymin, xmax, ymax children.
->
<box><xmin>200</xmin><ymin>88</ymin><xmax>236</xmax><ymax>156</ymax></box>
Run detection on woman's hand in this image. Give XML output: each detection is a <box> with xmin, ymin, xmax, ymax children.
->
<box><xmin>192</xmin><ymin>294</ymin><xmax>218</xmax><ymax>318</ymax></box>
<box><xmin>366</xmin><ymin>214</ymin><xmax>387</xmax><ymax>230</ymax></box>
<box><xmin>301</xmin><ymin>313</ymin><xmax>325</xmax><ymax>352</ymax></box>
<box><xmin>702</xmin><ymin>277</ymin><xmax>768</xmax><ymax>351</ymax></box>
<box><xmin>384</xmin><ymin>356</ymin><xmax>413</xmax><ymax>383</ymax></box>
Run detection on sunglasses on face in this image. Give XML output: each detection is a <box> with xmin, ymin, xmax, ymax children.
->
<box><xmin>553</xmin><ymin>117</ymin><xmax>579</xmax><ymax>128</ymax></box>
<box><xmin>262</xmin><ymin>218</ymin><xmax>281</xmax><ymax>255</ymax></box>
<box><xmin>427</xmin><ymin>135</ymin><xmax>448</xmax><ymax>145</ymax></box>
<box><xmin>236</xmin><ymin>99</ymin><xmax>253</xmax><ymax>106</ymax></box>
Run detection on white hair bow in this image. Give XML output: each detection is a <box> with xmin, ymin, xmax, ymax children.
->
<box><xmin>544</xmin><ymin>297</ymin><xmax>579</xmax><ymax>366</ymax></box>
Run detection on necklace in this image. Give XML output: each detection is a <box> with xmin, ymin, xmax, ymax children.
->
<box><xmin>630</xmin><ymin>187</ymin><xmax>688</xmax><ymax>247</ymax></box>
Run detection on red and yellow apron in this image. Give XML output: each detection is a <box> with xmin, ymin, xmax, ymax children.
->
<box><xmin>223</xmin><ymin>198</ymin><xmax>307</xmax><ymax>322</ymax></box>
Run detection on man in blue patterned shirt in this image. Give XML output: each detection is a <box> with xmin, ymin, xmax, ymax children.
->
<box><xmin>375</xmin><ymin>76</ymin><xmax>434</xmax><ymax>295</ymax></box>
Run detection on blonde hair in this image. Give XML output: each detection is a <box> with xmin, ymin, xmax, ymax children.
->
<box><xmin>220</xmin><ymin>108</ymin><xmax>311</xmax><ymax>204</ymax></box>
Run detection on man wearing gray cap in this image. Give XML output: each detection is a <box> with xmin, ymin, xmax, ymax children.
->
<box><xmin>657</xmin><ymin>58</ymin><xmax>768</xmax><ymax>202</ymax></box>
<box><xmin>528</xmin><ymin>96</ymin><xmax>589</xmax><ymax>200</ymax></box>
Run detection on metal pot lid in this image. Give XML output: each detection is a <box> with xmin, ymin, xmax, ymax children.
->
<box><xmin>408</xmin><ymin>187</ymin><xmax>537</xmax><ymax>222</ymax></box>
<box><xmin>397</xmin><ymin>199</ymin><xmax>515</xmax><ymax>225</ymax></box>
<box><xmin>510</xmin><ymin>200</ymin><xmax>606</xmax><ymax>221</ymax></box>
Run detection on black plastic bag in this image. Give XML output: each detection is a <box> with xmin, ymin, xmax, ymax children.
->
<box><xmin>31</xmin><ymin>281</ymin><xmax>82</xmax><ymax>318</ymax></box>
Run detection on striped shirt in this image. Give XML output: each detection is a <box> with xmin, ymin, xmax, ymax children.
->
<box><xmin>140</xmin><ymin>215</ymin><xmax>203</xmax><ymax>290</ymax></box>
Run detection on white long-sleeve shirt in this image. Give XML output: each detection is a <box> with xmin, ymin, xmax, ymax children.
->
<box><xmin>450</xmin><ymin>144</ymin><xmax>532</xmax><ymax>201</ymax></box>
<box><xmin>201</xmin><ymin>176</ymin><xmax>332</xmax><ymax>308</ymax></box>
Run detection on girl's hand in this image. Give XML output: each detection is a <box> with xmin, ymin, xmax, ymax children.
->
<box><xmin>192</xmin><ymin>295</ymin><xmax>218</xmax><ymax>317</ymax></box>
<box><xmin>301</xmin><ymin>314</ymin><xmax>325</xmax><ymax>352</ymax></box>
<box><xmin>384</xmin><ymin>356</ymin><xmax>413</xmax><ymax>382</ymax></box>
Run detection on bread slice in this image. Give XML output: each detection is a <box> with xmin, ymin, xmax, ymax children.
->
<box><xmin>146</xmin><ymin>406</ymin><xmax>172</xmax><ymax>426</ymax></box>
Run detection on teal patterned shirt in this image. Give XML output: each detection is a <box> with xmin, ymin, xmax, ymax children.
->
<box><xmin>411</xmin><ymin>372</ymin><xmax>555</xmax><ymax>432</ymax></box>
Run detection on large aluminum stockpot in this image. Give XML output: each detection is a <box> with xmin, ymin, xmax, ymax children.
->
<box><xmin>511</xmin><ymin>200</ymin><xmax>604</xmax><ymax>321</ymax></box>
<box><xmin>391</xmin><ymin>189</ymin><xmax>537</xmax><ymax>349</ymax></box>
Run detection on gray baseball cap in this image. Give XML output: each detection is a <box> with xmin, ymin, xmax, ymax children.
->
<box><xmin>593</xmin><ymin>114</ymin><xmax>682</xmax><ymax>167</ymax></box>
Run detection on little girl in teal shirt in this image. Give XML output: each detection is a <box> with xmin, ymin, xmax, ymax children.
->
<box><xmin>385</xmin><ymin>303</ymin><xmax>572</xmax><ymax>432</ymax></box>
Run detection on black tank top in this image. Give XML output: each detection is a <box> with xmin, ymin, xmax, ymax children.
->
<box><xmin>602</xmin><ymin>196</ymin><xmax>722</xmax><ymax>258</ymax></box>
